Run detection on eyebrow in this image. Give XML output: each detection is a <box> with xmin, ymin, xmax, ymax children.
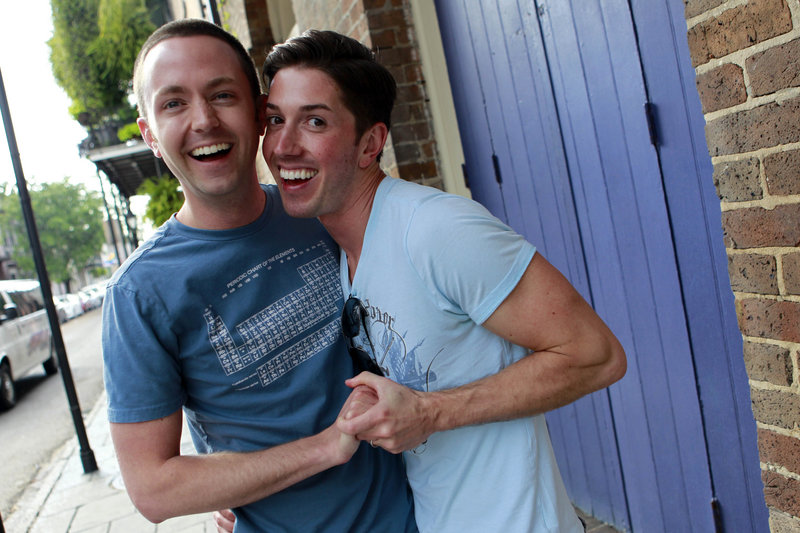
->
<box><xmin>265</xmin><ymin>102</ymin><xmax>333</xmax><ymax>113</ymax></box>
<box><xmin>154</xmin><ymin>76</ymin><xmax>238</xmax><ymax>99</ymax></box>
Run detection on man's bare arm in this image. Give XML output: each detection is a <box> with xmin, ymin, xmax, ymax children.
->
<box><xmin>112</xmin><ymin>397</ymin><xmax>365</xmax><ymax>523</ymax></box>
<box><xmin>338</xmin><ymin>252</ymin><xmax>626</xmax><ymax>452</ymax></box>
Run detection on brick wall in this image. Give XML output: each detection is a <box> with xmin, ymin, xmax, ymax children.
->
<box><xmin>291</xmin><ymin>0</ymin><xmax>442</xmax><ymax>188</ymax></box>
<box><xmin>242</xmin><ymin>0</ymin><xmax>274</xmax><ymax>75</ymax></box>
<box><xmin>217</xmin><ymin>0</ymin><xmax>275</xmax><ymax>78</ymax></box>
<box><xmin>218</xmin><ymin>0</ymin><xmax>252</xmax><ymax>49</ymax></box>
<box><xmin>686</xmin><ymin>0</ymin><xmax>800</xmax><ymax>530</ymax></box>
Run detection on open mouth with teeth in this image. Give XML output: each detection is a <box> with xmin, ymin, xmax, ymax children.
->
<box><xmin>280</xmin><ymin>168</ymin><xmax>318</xmax><ymax>184</ymax></box>
<box><xmin>190</xmin><ymin>143</ymin><xmax>232</xmax><ymax>161</ymax></box>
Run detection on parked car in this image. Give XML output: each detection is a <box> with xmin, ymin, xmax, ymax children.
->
<box><xmin>78</xmin><ymin>286</ymin><xmax>103</xmax><ymax>311</ymax></box>
<box><xmin>54</xmin><ymin>293</ymin><xmax>83</xmax><ymax>322</ymax></box>
<box><xmin>0</xmin><ymin>279</ymin><xmax>56</xmax><ymax>410</ymax></box>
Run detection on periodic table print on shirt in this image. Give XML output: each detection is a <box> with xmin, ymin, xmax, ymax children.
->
<box><xmin>203</xmin><ymin>241</ymin><xmax>342</xmax><ymax>387</ymax></box>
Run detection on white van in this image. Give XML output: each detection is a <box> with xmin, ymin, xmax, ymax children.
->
<box><xmin>0</xmin><ymin>280</ymin><xmax>56</xmax><ymax>410</ymax></box>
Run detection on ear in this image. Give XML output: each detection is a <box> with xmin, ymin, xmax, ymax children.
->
<box><xmin>138</xmin><ymin>117</ymin><xmax>162</xmax><ymax>158</ymax></box>
<box><xmin>256</xmin><ymin>94</ymin><xmax>268</xmax><ymax>136</ymax></box>
<box><xmin>358</xmin><ymin>122</ymin><xmax>389</xmax><ymax>169</ymax></box>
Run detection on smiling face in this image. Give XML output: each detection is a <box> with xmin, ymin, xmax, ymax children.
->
<box><xmin>136</xmin><ymin>35</ymin><xmax>266</xmax><ymax>221</ymax></box>
<box><xmin>262</xmin><ymin>66</ymin><xmax>385</xmax><ymax>224</ymax></box>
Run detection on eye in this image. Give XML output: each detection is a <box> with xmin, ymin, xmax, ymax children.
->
<box><xmin>214</xmin><ymin>91</ymin><xmax>234</xmax><ymax>101</ymax></box>
<box><xmin>163</xmin><ymin>100</ymin><xmax>181</xmax><ymax>110</ymax></box>
<box><xmin>266</xmin><ymin>115</ymin><xmax>284</xmax><ymax>126</ymax></box>
<box><xmin>308</xmin><ymin>117</ymin><xmax>326</xmax><ymax>128</ymax></box>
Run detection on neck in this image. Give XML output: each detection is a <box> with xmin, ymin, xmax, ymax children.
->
<box><xmin>319</xmin><ymin>169</ymin><xmax>385</xmax><ymax>282</ymax></box>
<box><xmin>177</xmin><ymin>180</ymin><xmax>266</xmax><ymax>230</ymax></box>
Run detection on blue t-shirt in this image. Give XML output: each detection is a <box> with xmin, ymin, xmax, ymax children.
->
<box><xmin>342</xmin><ymin>178</ymin><xmax>582</xmax><ymax>533</ymax></box>
<box><xmin>102</xmin><ymin>184</ymin><xmax>416</xmax><ymax>532</ymax></box>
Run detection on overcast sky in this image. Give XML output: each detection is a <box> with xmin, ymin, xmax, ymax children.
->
<box><xmin>0</xmin><ymin>1</ymin><xmax>102</xmax><ymax>192</ymax></box>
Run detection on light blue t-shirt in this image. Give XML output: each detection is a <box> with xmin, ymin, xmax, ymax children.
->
<box><xmin>102</xmin><ymin>184</ymin><xmax>416</xmax><ymax>533</ymax></box>
<box><xmin>343</xmin><ymin>177</ymin><xmax>583</xmax><ymax>533</ymax></box>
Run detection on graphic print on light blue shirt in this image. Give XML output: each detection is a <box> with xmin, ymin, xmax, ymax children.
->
<box><xmin>352</xmin><ymin>299</ymin><xmax>437</xmax><ymax>391</ymax></box>
<box><xmin>203</xmin><ymin>241</ymin><xmax>341</xmax><ymax>389</ymax></box>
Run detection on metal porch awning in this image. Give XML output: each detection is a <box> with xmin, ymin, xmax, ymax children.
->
<box><xmin>86</xmin><ymin>140</ymin><xmax>169</xmax><ymax>198</ymax></box>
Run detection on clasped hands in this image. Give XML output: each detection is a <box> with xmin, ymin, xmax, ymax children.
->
<box><xmin>336</xmin><ymin>372</ymin><xmax>434</xmax><ymax>454</ymax></box>
<box><xmin>213</xmin><ymin>374</ymin><xmax>434</xmax><ymax>533</ymax></box>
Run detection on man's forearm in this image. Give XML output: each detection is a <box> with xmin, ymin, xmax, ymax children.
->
<box><xmin>340</xmin><ymin>323</ymin><xmax>625</xmax><ymax>452</ymax></box>
<box><xmin>112</xmin><ymin>414</ymin><xmax>355</xmax><ymax>523</ymax></box>
<box><xmin>424</xmin><ymin>340</ymin><xmax>625</xmax><ymax>433</ymax></box>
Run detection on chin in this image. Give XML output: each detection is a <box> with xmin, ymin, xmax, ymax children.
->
<box><xmin>275</xmin><ymin>191</ymin><xmax>313</xmax><ymax>219</ymax></box>
<box><xmin>281</xmin><ymin>202</ymin><xmax>317</xmax><ymax>219</ymax></box>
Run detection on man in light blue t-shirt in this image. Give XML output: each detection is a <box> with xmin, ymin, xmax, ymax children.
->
<box><xmin>102</xmin><ymin>20</ymin><xmax>416</xmax><ymax>533</ymax></box>
<box><xmin>258</xmin><ymin>30</ymin><xmax>627</xmax><ymax>532</ymax></box>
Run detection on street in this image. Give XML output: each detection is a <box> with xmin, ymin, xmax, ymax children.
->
<box><xmin>0</xmin><ymin>308</ymin><xmax>104</xmax><ymax>518</ymax></box>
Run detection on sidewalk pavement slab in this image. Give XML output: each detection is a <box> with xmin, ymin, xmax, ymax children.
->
<box><xmin>5</xmin><ymin>391</ymin><xmax>215</xmax><ymax>532</ymax></box>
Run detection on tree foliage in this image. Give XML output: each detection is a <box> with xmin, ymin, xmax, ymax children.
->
<box><xmin>0</xmin><ymin>180</ymin><xmax>105</xmax><ymax>290</ymax></box>
<box><xmin>48</xmin><ymin>0</ymin><xmax>154</xmax><ymax>133</ymax></box>
<box><xmin>136</xmin><ymin>175</ymin><xmax>184</xmax><ymax>227</ymax></box>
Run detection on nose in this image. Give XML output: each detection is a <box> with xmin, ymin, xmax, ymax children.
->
<box><xmin>270</xmin><ymin>124</ymin><xmax>301</xmax><ymax>157</ymax></box>
<box><xmin>191</xmin><ymin>101</ymin><xmax>219</xmax><ymax>132</ymax></box>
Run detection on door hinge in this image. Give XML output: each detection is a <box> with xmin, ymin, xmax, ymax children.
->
<box><xmin>491</xmin><ymin>153</ymin><xmax>503</xmax><ymax>185</ymax></box>
<box><xmin>644</xmin><ymin>101</ymin><xmax>659</xmax><ymax>146</ymax></box>
<box><xmin>711</xmin><ymin>497</ymin><xmax>724</xmax><ymax>533</ymax></box>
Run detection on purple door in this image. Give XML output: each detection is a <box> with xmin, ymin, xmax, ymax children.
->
<box><xmin>434</xmin><ymin>1</ymin><xmax>766</xmax><ymax>531</ymax></box>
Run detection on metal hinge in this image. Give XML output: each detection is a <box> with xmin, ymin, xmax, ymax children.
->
<box><xmin>491</xmin><ymin>153</ymin><xmax>503</xmax><ymax>185</ymax></box>
<box><xmin>711</xmin><ymin>497</ymin><xmax>724</xmax><ymax>533</ymax></box>
<box><xmin>644</xmin><ymin>101</ymin><xmax>659</xmax><ymax>146</ymax></box>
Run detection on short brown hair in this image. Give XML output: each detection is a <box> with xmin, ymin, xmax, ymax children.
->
<box><xmin>133</xmin><ymin>19</ymin><xmax>261</xmax><ymax>117</ymax></box>
<box><xmin>262</xmin><ymin>30</ymin><xmax>396</xmax><ymax>139</ymax></box>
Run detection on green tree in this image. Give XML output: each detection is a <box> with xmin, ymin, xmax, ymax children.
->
<box><xmin>48</xmin><ymin>0</ymin><xmax>154</xmax><ymax>138</ymax></box>
<box><xmin>137</xmin><ymin>175</ymin><xmax>184</xmax><ymax>227</ymax></box>
<box><xmin>0</xmin><ymin>180</ymin><xmax>105</xmax><ymax>292</ymax></box>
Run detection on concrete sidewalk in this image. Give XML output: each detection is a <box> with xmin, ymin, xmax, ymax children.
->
<box><xmin>4</xmin><ymin>392</ymin><xmax>215</xmax><ymax>532</ymax></box>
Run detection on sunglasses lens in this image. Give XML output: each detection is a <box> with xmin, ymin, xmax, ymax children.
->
<box><xmin>341</xmin><ymin>296</ymin><xmax>383</xmax><ymax>376</ymax></box>
<box><xmin>341</xmin><ymin>297</ymin><xmax>361</xmax><ymax>337</ymax></box>
<box><xmin>351</xmin><ymin>346</ymin><xmax>383</xmax><ymax>376</ymax></box>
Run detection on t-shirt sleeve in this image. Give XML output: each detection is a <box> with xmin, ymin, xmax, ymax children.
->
<box><xmin>404</xmin><ymin>194</ymin><xmax>536</xmax><ymax>324</ymax></box>
<box><xmin>102</xmin><ymin>283</ymin><xmax>186</xmax><ymax>423</ymax></box>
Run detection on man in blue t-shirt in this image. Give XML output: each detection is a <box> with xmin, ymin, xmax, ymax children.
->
<box><xmin>257</xmin><ymin>30</ymin><xmax>627</xmax><ymax>532</ymax></box>
<box><xmin>101</xmin><ymin>20</ymin><xmax>416</xmax><ymax>532</ymax></box>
